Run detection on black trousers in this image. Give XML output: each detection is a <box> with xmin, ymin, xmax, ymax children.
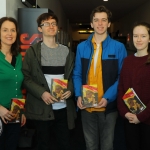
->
<box><xmin>0</xmin><ymin>119</ymin><xmax>20</xmax><ymax>150</ymax></box>
<box><xmin>34</xmin><ymin>108</ymin><xmax>71</xmax><ymax>150</ymax></box>
<box><xmin>124</xmin><ymin>119</ymin><xmax>150</xmax><ymax>150</ymax></box>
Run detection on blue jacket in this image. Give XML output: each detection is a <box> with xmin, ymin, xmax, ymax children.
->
<box><xmin>73</xmin><ymin>33</ymin><xmax>127</xmax><ymax>114</ymax></box>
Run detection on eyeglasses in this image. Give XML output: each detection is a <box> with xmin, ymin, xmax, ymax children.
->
<box><xmin>40</xmin><ymin>22</ymin><xmax>57</xmax><ymax>27</ymax></box>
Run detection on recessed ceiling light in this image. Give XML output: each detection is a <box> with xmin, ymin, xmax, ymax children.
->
<box><xmin>103</xmin><ymin>0</ymin><xmax>108</xmax><ymax>1</ymax></box>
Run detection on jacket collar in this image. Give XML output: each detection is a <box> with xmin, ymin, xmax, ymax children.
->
<box><xmin>87</xmin><ymin>32</ymin><xmax>111</xmax><ymax>49</ymax></box>
<box><xmin>31</xmin><ymin>41</ymin><xmax>42</xmax><ymax>65</ymax></box>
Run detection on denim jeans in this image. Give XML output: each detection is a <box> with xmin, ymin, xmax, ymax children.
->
<box><xmin>81</xmin><ymin>110</ymin><xmax>118</xmax><ymax>150</ymax></box>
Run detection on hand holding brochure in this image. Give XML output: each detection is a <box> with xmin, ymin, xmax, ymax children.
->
<box><xmin>51</xmin><ymin>79</ymin><xmax>68</xmax><ymax>102</ymax></box>
<box><xmin>9</xmin><ymin>98</ymin><xmax>25</xmax><ymax>123</ymax></box>
<box><xmin>122</xmin><ymin>88</ymin><xmax>146</xmax><ymax>114</ymax></box>
<box><xmin>82</xmin><ymin>84</ymin><xmax>98</xmax><ymax>108</ymax></box>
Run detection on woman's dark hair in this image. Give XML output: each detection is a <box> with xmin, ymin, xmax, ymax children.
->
<box><xmin>37</xmin><ymin>12</ymin><xmax>58</xmax><ymax>27</ymax></box>
<box><xmin>0</xmin><ymin>17</ymin><xmax>20</xmax><ymax>56</ymax></box>
<box><xmin>132</xmin><ymin>22</ymin><xmax>150</xmax><ymax>64</ymax></box>
<box><xmin>90</xmin><ymin>5</ymin><xmax>112</xmax><ymax>23</ymax></box>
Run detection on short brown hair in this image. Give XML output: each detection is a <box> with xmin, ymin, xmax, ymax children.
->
<box><xmin>37</xmin><ymin>13</ymin><xmax>58</xmax><ymax>27</ymax></box>
<box><xmin>90</xmin><ymin>5</ymin><xmax>112</xmax><ymax>23</ymax></box>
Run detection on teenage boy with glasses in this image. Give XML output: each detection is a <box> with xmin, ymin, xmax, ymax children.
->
<box><xmin>22</xmin><ymin>13</ymin><xmax>76</xmax><ymax>150</ymax></box>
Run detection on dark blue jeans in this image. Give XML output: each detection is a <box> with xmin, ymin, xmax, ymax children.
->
<box><xmin>33</xmin><ymin>108</ymin><xmax>71</xmax><ymax>150</ymax></box>
<box><xmin>81</xmin><ymin>110</ymin><xmax>118</xmax><ymax>150</ymax></box>
<box><xmin>0</xmin><ymin>119</ymin><xmax>21</xmax><ymax>150</ymax></box>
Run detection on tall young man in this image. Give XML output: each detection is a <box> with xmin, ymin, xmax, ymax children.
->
<box><xmin>22</xmin><ymin>13</ymin><xmax>76</xmax><ymax>150</ymax></box>
<box><xmin>73</xmin><ymin>5</ymin><xmax>127</xmax><ymax>150</ymax></box>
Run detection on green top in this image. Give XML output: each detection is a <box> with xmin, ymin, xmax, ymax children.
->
<box><xmin>0</xmin><ymin>51</ymin><xmax>24</xmax><ymax>108</ymax></box>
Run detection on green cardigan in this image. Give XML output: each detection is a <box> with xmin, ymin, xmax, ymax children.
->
<box><xmin>0</xmin><ymin>52</ymin><xmax>23</xmax><ymax>108</ymax></box>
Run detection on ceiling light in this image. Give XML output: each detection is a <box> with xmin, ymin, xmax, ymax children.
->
<box><xmin>103</xmin><ymin>0</ymin><xmax>108</xmax><ymax>1</ymax></box>
<box><xmin>78</xmin><ymin>30</ymin><xmax>94</xmax><ymax>34</ymax></box>
<box><xmin>78</xmin><ymin>31</ymin><xmax>87</xmax><ymax>33</ymax></box>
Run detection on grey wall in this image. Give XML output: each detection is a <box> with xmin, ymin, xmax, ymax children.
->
<box><xmin>112</xmin><ymin>0</ymin><xmax>150</xmax><ymax>49</ymax></box>
<box><xmin>6</xmin><ymin>0</ymin><xmax>26</xmax><ymax>19</ymax></box>
<box><xmin>116</xmin><ymin>0</ymin><xmax>150</xmax><ymax>35</ymax></box>
<box><xmin>0</xmin><ymin>0</ymin><xmax>6</xmax><ymax>18</ymax></box>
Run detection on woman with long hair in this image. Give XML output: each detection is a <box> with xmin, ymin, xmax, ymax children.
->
<box><xmin>117</xmin><ymin>22</ymin><xmax>150</xmax><ymax>150</ymax></box>
<box><xmin>0</xmin><ymin>17</ymin><xmax>26</xmax><ymax>150</ymax></box>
